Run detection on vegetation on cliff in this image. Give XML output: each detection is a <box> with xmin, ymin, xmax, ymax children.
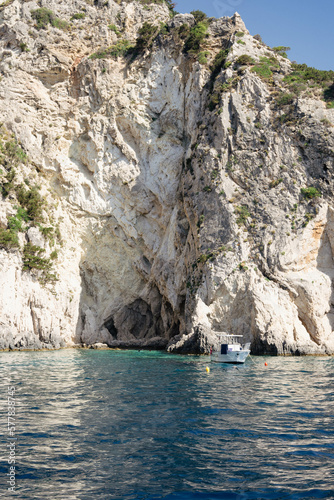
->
<box><xmin>31</xmin><ymin>7</ymin><xmax>68</xmax><ymax>30</ymax></box>
<box><xmin>0</xmin><ymin>127</ymin><xmax>60</xmax><ymax>285</ymax></box>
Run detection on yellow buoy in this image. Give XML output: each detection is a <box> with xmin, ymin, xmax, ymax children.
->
<box><xmin>206</xmin><ymin>366</ymin><xmax>210</xmax><ymax>373</ymax></box>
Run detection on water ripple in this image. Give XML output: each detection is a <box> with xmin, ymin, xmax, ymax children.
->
<box><xmin>0</xmin><ymin>350</ymin><xmax>333</xmax><ymax>499</ymax></box>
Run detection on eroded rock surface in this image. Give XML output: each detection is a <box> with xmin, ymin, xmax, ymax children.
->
<box><xmin>0</xmin><ymin>0</ymin><xmax>333</xmax><ymax>354</ymax></box>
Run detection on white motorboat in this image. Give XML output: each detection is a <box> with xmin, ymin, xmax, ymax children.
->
<box><xmin>210</xmin><ymin>334</ymin><xmax>250</xmax><ymax>364</ymax></box>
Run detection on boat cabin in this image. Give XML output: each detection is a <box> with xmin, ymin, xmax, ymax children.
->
<box><xmin>211</xmin><ymin>333</ymin><xmax>250</xmax><ymax>364</ymax></box>
<box><xmin>218</xmin><ymin>335</ymin><xmax>243</xmax><ymax>354</ymax></box>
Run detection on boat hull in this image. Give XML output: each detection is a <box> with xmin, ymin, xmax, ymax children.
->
<box><xmin>211</xmin><ymin>350</ymin><xmax>250</xmax><ymax>364</ymax></box>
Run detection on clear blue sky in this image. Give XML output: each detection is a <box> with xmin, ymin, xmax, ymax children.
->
<box><xmin>176</xmin><ymin>0</ymin><xmax>334</xmax><ymax>71</ymax></box>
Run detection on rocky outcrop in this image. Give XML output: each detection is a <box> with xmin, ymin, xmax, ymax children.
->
<box><xmin>0</xmin><ymin>0</ymin><xmax>333</xmax><ymax>355</ymax></box>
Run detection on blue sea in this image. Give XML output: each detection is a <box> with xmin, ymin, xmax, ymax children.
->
<box><xmin>0</xmin><ymin>349</ymin><xmax>333</xmax><ymax>499</ymax></box>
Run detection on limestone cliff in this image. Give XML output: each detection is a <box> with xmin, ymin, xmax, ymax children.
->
<box><xmin>0</xmin><ymin>0</ymin><xmax>333</xmax><ymax>355</ymax></box>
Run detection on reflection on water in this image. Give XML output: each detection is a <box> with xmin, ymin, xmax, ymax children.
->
<box><xmin>0</xmin><ymin>350</ymin><xmax>333</xmax><ymax>499</ymax></box>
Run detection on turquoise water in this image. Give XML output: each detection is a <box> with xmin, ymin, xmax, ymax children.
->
<box><xmin>0</xmin><ymin>349</ymin><xmax>333</xmax><ymax>499</ymax></box>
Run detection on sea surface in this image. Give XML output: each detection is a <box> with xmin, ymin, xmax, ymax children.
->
<box><xmin>0</xmin><ymin>349</ymin><xmax>333</xmax><ymax>500</ymax></box>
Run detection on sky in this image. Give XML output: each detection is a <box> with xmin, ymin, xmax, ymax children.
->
<box><xmin>175</xmin><ymin>0</ymin><xmax>334</xmax><ymax>71</ymax></box>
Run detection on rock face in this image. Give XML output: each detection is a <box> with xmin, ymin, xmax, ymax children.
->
<box><xmin>0</xmin><ymin>0</ymin><xmax>334</xmax><ymax>354</ymax></box>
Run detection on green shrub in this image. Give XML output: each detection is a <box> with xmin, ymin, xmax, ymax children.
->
<box><xmin>0</xmin><ymin>228</ymin><xmax>19</xmax><ymax>250</ymax></box>
<box><xmin>198</xmin><ymin>51</ymin><xmax>209</xmax><ymax>65</ymax></box>
<box><xmin>221</xmin><ymin>79</ymin><xmax>232</xmax><ymax>91</ymax></box>
<box><xmin>89</xmin><ymin>48</ymin><xmax>109</xmax><ymax>60</ymax></box>
<box><xmin>0</xmin><ymin>136</ymin><xmax>31</xmax><ymax>199</ymax></box>
<box><xmin>284</xmin><ymin>63</ymin><xmax>334</xmax><ymax>102</ymax></box>
<box><xmin>8</xmin><ymin>207</ymin><xmax>29</xmax><ymax>232</ymax></box>
<box><xmin>71</xmin><ymin>12</ymin><xmax>85</xmax><ymax>20</ymax></box>
<box><xmin>31</xmin><ymin>7</ymin><xmax>53</xmax><ymax>29</ymax></box>
<box><xmin>208</xmin><ymin>92</ymin><xmax>220</xmax><ymax>111</ymax></box>
<box><xmin>19</xmin><ymin>42</ymin><xmax>29</xmax><ymax>52</ymax></box>
<box><xmin>197</xmin><ymin>252</ymin><xmax>214</xmax><ymax>264</ymax></box>
<box><xmin>31</xmin><ymin>8</ymin><xmax>68</xmax><ymax>30</ymax></box>
<box><xmin>39</xmin><ymin>271</ymin><xmax>59</xmax><ymax>285</ymax></box>
<box><xmin>89</xmin><ymin>39</ymin><xmax>133</xmax><ymax>59</ymax></box>
<box><xmin>108</xmin><ymin>23</ymin><xmax>120</xmax><ymax>35</ymax></box>
<box><xmin>139</xmin><ymin>0</ymin><xmax>164</xmax><ymax>4</ymax></box>
<box><xmin>237</xmin><ymin>40</ymin><xmax>245</xmax><ymax>45</ymax></box>
<box><xmin>184</xmin><ymin>21</ymin><xmax>208</xmax><ymax>54</ymax></box>
<box><xmin>139</xmin><ymin>0</ymin><xmax>177</xmax><ymax>15</ymax></box>
<box><xmin>235</xmin><ymin>205</ymin><xmax>250</xmax><ymax>225</ymax></box>
<box><xmin>276</xmin><ymin>93</ymin><xmax>296</xmax><ymax>106</ymax></box>
<box><xmin>301</xmin><ymin>187</ymin><xmax>321</xmax><ymax>199</ymax></box>
<box><xmin>273</xmin><ymin>46</ymin><xmax>290</xmax><ymax>58</ymax></box>
<box><xmin>302</xmin><ymin>213</ymin><xmax>314</xmax><ymax>226</ymax></box>
<box><xmin>22</xmin><ymin>243</ymin><xmax>51</xmax><ymax>272</ymax></box>
<box><xmin>110</xmin><ymin>39</ymin><xmax>134</xmax><ymax>57</ymax></box>
<box><xmin>1</xmin><ymin>168</ymin><xmax>16</xmax><ymax>197</ymax></box>
<box><xmin>239</xmin><ymin>261</ymin><xmax>248</xmax><ymax>271</ymax></box>
<box><xmin>159</xmin><ymin>22</ymin><xmax>168</xmax><ymax>35</ymax></box>
<box><xmin>284</xmin><ymin>63</ymin><xmax>334</xmax><ymax>85</ymax></box>
<box><xmin>177</xmin><ymin>23</ymin><xmax>190</xmax><ymax>40</ymax></box>
<box><xmin>190</xmin><ymin>10</ymin><xmax>207</xmax><ymax>23</ymax></box>
<box><xmin>2</xmin><ymin>139</ymin><xmax>27</xmax><ymax>165</ymax></box>
<box><xmin>50</xmin><ymin>250</ymin><xmax>58</xmax><ymax>260</ymax></box>
<box><xmin>39</xmin><ymin>225</ymin><xmax>55</xmax><ymax>243</ymax></box>
<box><xmin>16</xmin><ymin>185</ymin><xmax>45</xmax><ymax>222</ymax></box>
<box><xmin>279</xmin><ymin>112</ymin><xmax>295</xmax><ymax>125</ymax></box>
<box><xmin>269</xmin><ymin>178</ymin><xmax>283</xmax><ymax>188</ymax></box>
<box><xmin>210</xmin><ymin>48</ymin><xmax>229</xmax><ymax>80</ymax></box>
<box><xmin>251</xmin><ymin>56</ymin><xmax>279</xmax><ymax>79</ymax></box>
<box><xmin>235</xmin><ymin>54</ymin><xmax>254</xmax><ymax>66</ymax></box>
<box><xmin>16</xmin><ymin>206</ymin><xmax>30</xmax><ymax>222</ymax></box>
<box><xmin>164</xmin><ymin>0</ymin><xmax>178</xmax><ymax>16</ymax></box>
<box><xmin>235</xmin><ymin>31</ymin><xmax>244</xmax><ymax>37</ymax></box>
<box><xmin>134</xmin><ymin>22</ymin><xmax>159</xmax><ymax>53</ymax></box>
<box><xmin>52</xmin><ymin>18</ymin><xmax>68</xmax><ymax>30</ymax></box>
<box><xmin>23</xmin><ymin>243</ymin><xmax>58</xmax><ymax>284</ymax></box>
<box><xmin>7</xmin><ymin>216</ymin><xmax>23</xmax><ymax>232</ymax></box>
